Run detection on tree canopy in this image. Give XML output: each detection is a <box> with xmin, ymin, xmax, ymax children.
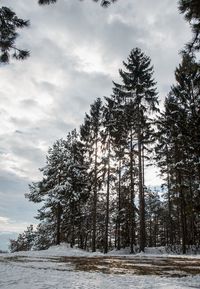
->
<box><xmin>0</xmin><ymin>0</ymin><xmax>117</xmax><ymax>63</ymax></box>
<box><xmin>1</xmin><ymin>0</ymin><xmax>199</xmax><ymax>63</ymax></box>
<box><xmin>0</xmin><ymin>6</ymin><xmax>29</xmax><ymax>63</ymax></box>
<box><xmin>38</xmin><ymin>0</ymin><xmax>117</xmax><ymax>8</ymax></box>
<box><xmin>179</xmin><ymin>0</ymin><xmax>200</xmax><ymax>52</ymax></box>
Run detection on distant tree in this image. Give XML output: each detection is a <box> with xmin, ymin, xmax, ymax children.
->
<box><xmin>9</xmin><ymin>225</ymin><xmax>35</xmax><ymax>252</ymax></box>
<box><xmin>9</xmin><ymin>239</ymin><xmax>20</xmax><ymax>253</ymax></box>
<box><xmin>0</xmin><ymin>249</ymin><xmax>8</xmax><ymax>253</ymax></box>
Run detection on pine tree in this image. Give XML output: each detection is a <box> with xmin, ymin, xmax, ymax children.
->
<box><xmin>26</xmin><ymin>133</ymin><xmax>89</xmax><ymax>248</ymax></box>
<box><xmin>33</xmin><ymin>222</ymin><xmax>54</xmax><ymax>250</ymax></box>
<box><xmin>80</xmin><ymin>98</ymin><xmax>103</xmax><ymax>252</ymax></box>
<box><xmin>62</xmin><ymin>129</ymin><xmax>90</xmax><ymax>247</ymax></box>
<box><xmin>155</xmin><ymin>53</ymin><xmax>200</xmax><ymax>253</ymax></box>
<box><xmin>37</xmin><ymin>139</ymin><xmax>69</xmax><ymax>245</ymax></box>
<box><xmin>111</xmin><ymin>93</ymin><xmax>129</xmax><ymax>251</ymax></box>
<box><xmin>9</xmin><ymin>225</ymin><xmax>36</xmax><ymax>252</ymax></box>
<box><xmin>101</xmin><ymin>97</ymin><xmax>118</xmax><ymax>253</ymax></box>
<box><xmin>112</xmin><ymin>48</ymin><xmax>158</xmax><ymax>252</ymax></box>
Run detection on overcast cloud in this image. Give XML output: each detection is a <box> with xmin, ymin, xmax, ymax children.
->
<box><xmin>0</xmin><ymin>0</ymin><xmax>191</xmax><ymax>250</ymax></box>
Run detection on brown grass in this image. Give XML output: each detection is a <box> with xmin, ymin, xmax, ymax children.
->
<box><xmin>2</xmin><ymin>255</ymin><xmax>200</xmax><ymax>277</ymax></box>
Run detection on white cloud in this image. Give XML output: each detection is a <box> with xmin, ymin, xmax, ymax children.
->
<box><xmin>0</xmin><ymin>216</ymin><xmax>36</xmax><ymax>233</ymax></box>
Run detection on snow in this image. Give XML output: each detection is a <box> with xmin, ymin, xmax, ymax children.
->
<box><xmin>1</xmin><ymin>261</ymin><xmax>200</xmax><ymax>289</ymax></box>
<box><xmin>108</xmin><ymin>246</ymin><xmax>200</xmax><ymax>258</ymax></box>
<box><xmin>0</xmin><ymin>244</ymin><xmax>200</xmax><ymax>289</ymax></box>
<box><xmin>1</xmin><ymin>244</ymin><xmax>101</xmax><ymax>260</ymax></box>
<box><xmin>1</xmin><ymin>263</ymin><xmax>200</xmax><ymax>289</ymax></box>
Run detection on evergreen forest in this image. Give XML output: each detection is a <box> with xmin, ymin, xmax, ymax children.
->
<box><xmin>4</xmin><ymin>0</ymin><xmax>200</xmax><ymax>255</ymax></box>
<box><xmin>10</xmin><ymin>46</ymin><xmax>200</xmax><ymax>254</ymax></box>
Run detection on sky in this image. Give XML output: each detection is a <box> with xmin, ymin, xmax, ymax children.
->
<box><xmin>0</xmin><ymin>0</ymin><xmax>191</xmax><ymax>250</ymax></box>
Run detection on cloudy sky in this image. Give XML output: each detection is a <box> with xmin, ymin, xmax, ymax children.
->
<box><xmin>0</xmin><ymin>0</ymin><xmax>191</xmax><ymax>250</ymax></box>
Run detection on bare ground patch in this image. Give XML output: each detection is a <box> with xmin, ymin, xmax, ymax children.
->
<box><xmin>1</xmin><ymin>255</ymin><xmax>200</xmax><ymax>277</ymax></box>
<box><xmin>59</xmin><ymin>256</ymin><xmax>200</xmax><ymax>277</ymax></box>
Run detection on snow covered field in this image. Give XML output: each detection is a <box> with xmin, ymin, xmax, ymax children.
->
<box><xmin>0</xmin><ymin>244</ymin><xmax>200</xmax><ymax>289</ymax></box>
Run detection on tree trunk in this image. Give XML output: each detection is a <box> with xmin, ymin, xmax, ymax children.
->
<box><xmin>138</xmin><ymin>130</ymin><xmax>145</xmax><ymax>252</ymax></box>
<box><xmin>177</xmin><ymin>171</ymin><xmax>187</xmax><ymax>254</ymax></box>
<box><xmin>167</xmin><ymin>161</ymin><xmax>173</xmax><ymax>245</ymax></box>
<box><xmin>130</xmin><ymin>130</ymin><xmax>136</xmax><ymax>253</ymax></box>
<box><xmin>117</xmin><ymin>159</ymin><xmax>121</xmax><ymax>250</ymax></box>
<box><xmin>70</xmin><ymin>202</ymin><xmax>75</xmax><ymax>248</ymax></box>
<box><xmin>104</xmin><ymin>139</ymin><xmax>110</xmax><ymax>253</ymax></box>
<box><xmin>92</xmin><ymin>137</ymin><xmax>98</xmax><ymax>252</ymax></box>
<box><xmin>56</xmin><ymin>202</ymin><xmax>62</xmax><ymax>245</ymax></box>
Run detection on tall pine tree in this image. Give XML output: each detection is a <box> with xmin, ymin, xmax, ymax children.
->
<box><xmin>112</xmin><ymin>48</ymin><xmax>158</xmax><ymax>252</ymax></box>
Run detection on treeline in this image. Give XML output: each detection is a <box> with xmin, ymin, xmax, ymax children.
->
<box><xmin>9</xmin><ymin>48</ymin><xmax>200</xmax><ymax>254</ymax></box>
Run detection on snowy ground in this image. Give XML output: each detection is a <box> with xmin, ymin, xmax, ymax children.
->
<box><xmin>0</xmin><ymin>244</ymin><xmax>200</xmax><ymax>289</ymax></box>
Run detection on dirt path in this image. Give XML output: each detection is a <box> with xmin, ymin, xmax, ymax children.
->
<box><xmin>60</xmin><ymin>255</ymin><xmax>200</xmax><ymax>277</ymax></box>
<box><xmin>2</xmin><ymin>255</ymin><xmax>200</xmax><ymax>277</ymax></box>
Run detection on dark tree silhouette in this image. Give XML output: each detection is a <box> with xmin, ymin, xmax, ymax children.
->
<box><xmin>179</xmin><ymin>0</ymin><xmax>200</xmax><ymax>52</ymax></box>
<box><xmin>0</xmin><ymin>7</ymin><xmax>29</xmax><ymax>63</ymax></box>
<box><xmin>38</xmin><ymin>0</ymin><xmax>117</xmax><ymax>8</ymax></box>
<box><xmin>2</xmin><ymin>0</ymin><xmax>200</xmax><ymax>63</ymax></box>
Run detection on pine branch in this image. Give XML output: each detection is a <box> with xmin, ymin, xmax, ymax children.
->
<box><xmin>0</xmin><ymin>6</ymin><xmax>29</xmax><ymax>63</ymax></box>
<box><xmin>179</xmin><ymin>0</ymin><xmax>200</xmax><ymax>53</ymax></box>
<box><xmin>38</xmin><ymin>0</ymin><xmax>57</xmax><ymax>5</ymax></box>
<box><xmin>38</xmin><ymin>0</ymin><xmax>117</xmax><ymax>7</ymax></box>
